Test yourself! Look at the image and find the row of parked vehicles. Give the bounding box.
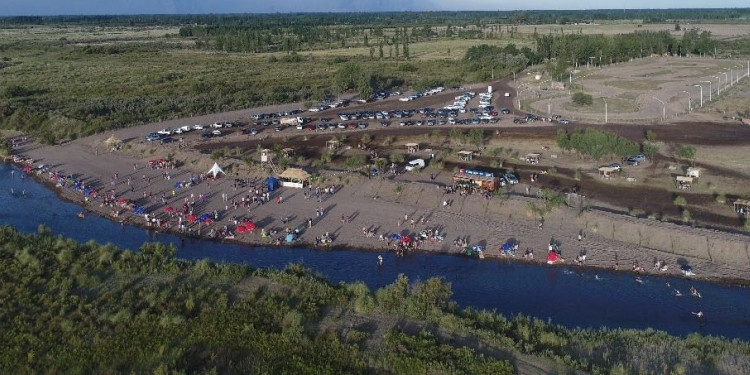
[146,121,236,142]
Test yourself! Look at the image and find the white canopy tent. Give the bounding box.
[207,163,225,178]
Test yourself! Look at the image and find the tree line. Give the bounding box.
[3,9,750,28]
[537,29,717,76]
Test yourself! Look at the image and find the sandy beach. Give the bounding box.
[11,121,750,287]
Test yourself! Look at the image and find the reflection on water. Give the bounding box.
[2,164,749,340]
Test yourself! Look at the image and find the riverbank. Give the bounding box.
[9,134,750,287]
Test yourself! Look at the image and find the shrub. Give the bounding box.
[673,196,687,207]
[572,92,593,106]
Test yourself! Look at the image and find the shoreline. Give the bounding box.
[12,159,750,288]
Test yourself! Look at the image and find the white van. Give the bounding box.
[405,159,426,171]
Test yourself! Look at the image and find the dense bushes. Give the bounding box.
[557,128,639,160]
[0,226,748,374]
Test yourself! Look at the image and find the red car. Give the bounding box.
[305,124,316,131]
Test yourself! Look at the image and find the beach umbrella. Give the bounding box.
[117,199,128,205]
[164,206,174,213]
[285,233,295,243]
[187,215,198,223]
[546,251,560,264]
[401,236,413,244]
[391,233,401,240]
[236,225,246,233]
[174,182,182,189]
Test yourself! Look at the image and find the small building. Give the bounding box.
[675,175,693,190]
[457,150,474,161]
[260,148,273,163]
[282,148,295,158]
[734,199,750,215]
[405,143,420,153]
[686,167,702,179]
[452,168,500,191]
[598,166,618,179]
[525,153,541,164]
[279,168,311,188]
[327,139,340,150]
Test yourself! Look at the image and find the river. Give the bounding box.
[2,163,749,340]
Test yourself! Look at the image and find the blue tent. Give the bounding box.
[133,206,146,215]
[266,177,279,192]
[285,233,295,243]
[501,242,514,251]
[391,233,401,240]
[174,182,182,189]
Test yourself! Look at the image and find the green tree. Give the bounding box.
[572,92,593,106]
[468,128,484,149]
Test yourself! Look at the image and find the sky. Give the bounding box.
[0,0,748,16]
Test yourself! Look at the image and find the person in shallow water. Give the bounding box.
[377,255,383,267]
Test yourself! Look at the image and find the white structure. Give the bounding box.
[207,163,225,178]
[487,85,492,94]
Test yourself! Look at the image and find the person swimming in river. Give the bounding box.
[77,211,85,219]
[674,289,683,297]
[377,255,383,267]
[692,311,704,319]
[690,286,702,298]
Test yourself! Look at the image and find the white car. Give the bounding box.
[172,128,183,134]
[211,129,222,136]
[405,159,426,171]
[180,125,192,132]
[157,128,172,136]
[211,122,223,129]
[192,124,204,130]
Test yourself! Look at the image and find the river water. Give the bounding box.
[2,164,749,340]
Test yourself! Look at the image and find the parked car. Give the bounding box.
[211,129,222,136]
[157,128,172,136]
[146,133,162,142]
[558,119,570,125]
[357,122,368,129]
[160,137,174,144]
[274,125,283,132]
[625,157,639,166]
[504,172,519,184]
[609,163,623,172]
[201,131,212,139]
[500,108,510,114]
[405,159,426,171]
[192,124,204,130]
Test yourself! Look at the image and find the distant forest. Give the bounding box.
[1,8,750,28]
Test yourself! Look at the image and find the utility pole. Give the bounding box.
[694,84,703,107]
[682,90,692,112]
[701,80,712,101]
[653,96,666,121]
[603,98,608,124]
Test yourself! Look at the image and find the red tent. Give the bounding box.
[546,251,560,264]
[117,199,128,205]
[164,206,174,213]
[243,221,256,231]
[401,236,413,244]
[236,225,247,233]
[187,215,198,223]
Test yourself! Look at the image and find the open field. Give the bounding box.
[521,56,750,123]
[515,23,750,39]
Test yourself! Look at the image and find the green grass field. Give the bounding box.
[0,26,508,140]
